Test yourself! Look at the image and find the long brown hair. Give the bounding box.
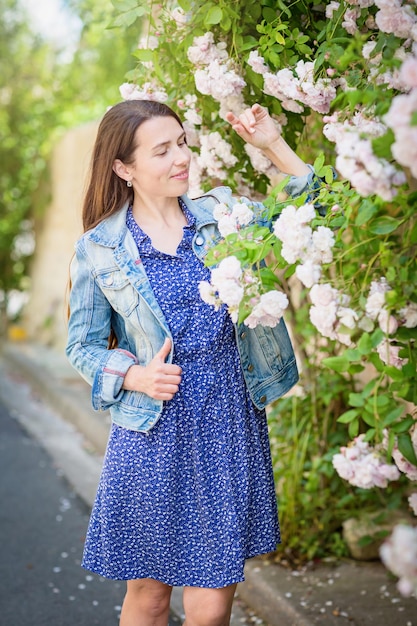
[82,99,184,233]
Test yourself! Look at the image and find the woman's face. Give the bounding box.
[126,115,191,200]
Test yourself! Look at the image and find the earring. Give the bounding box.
[126,180,133,187]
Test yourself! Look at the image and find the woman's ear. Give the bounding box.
[113,159,130,182]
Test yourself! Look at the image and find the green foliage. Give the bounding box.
[0,0,59,325]
[0,0,139,329]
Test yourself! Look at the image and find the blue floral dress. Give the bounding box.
[81,200,280,588]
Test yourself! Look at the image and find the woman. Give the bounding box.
[66,100,314,626]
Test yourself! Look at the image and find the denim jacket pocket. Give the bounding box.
[95,267,139,317]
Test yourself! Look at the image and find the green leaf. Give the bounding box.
[348,418,359,438]
[322,355,350,372]
[382,406,405,427]
[372,129,394,160]
[392,416,416,433]
[313,152,325,175]
[349,392,365,407]
[362,413,376,427]
[344,348,361,361]
[397,432,417,466]
[355,201,378,226]
[369,216,400,235]
[337,409,359,424]
[357,333,372,355]
[132,49,154,62]
[205,5,223,25]
[363,428,376,442]
[371,328,385,348]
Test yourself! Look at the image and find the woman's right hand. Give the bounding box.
[122,338,182,400]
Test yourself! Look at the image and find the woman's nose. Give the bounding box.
[174,145,190,164]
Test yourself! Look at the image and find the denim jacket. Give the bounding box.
[66,168,317,432]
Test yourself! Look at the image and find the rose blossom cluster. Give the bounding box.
[364,278,396,332]
[391,426,417,481]
[198,256,244,322]
[198,202,290,327]
[380,524,417,597]
[170,6,188,28]
[328,0,417,40]
[187,32,246,117]
[410,493,417,516]
[197,132,238,181]
[363,278,411,368]
[248,52,338,114]
[199,255,289,328]
[374,0,417,41]
[362,41,414,92]
[244,290,289,329]
[273,203,335,288]
[384,57,417,178]
[212,200,254,237]
[323,111,406,200]
[119,82,168,102]
[309,283,358,345]
[332,434,400,489]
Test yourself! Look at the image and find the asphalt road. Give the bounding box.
[0,400,182,626]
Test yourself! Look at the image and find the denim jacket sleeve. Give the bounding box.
[66,242,139,411]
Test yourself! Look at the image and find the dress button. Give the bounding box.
[247,364,254,372]
[195,235,204,245]
[240,331,247,339]
[260,395,267,404]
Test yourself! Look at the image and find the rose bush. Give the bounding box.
[111,0,417,586]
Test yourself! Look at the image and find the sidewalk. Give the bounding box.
[2,340,417,626]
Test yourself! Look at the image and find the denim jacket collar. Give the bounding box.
[85,194,218,249]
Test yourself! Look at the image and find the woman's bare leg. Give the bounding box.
[182,583,237,626]
[119,578,172,626]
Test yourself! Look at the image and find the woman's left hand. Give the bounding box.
[225,103,281,150]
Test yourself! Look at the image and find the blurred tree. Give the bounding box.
[0,0,140,333]
[0,0,60,332]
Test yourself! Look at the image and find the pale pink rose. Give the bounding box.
[409,493,417,516]
[310,283,338,307]
[217,214,238,237]
[296,203,316,224]
[342,8,360,35]
[378,309,399,334]
[211,255,242,282]
[362,41,378,60]
[375,4,416,39]
[311,226,335,263]
[171,7,188,26]
[295,261,322,288]
[244,290,289,329]
[231,202,254,226]
[213,203,229,221]
[380,524,417,597]
[217,280,244,308]
[309,302,338,339]
[377,338,407,369]
[399,302,417,328]
[337,307,358,330]
[247,50,269,75]
[198,281,217,306]
[326,1,340,19]
[245,144,274,174]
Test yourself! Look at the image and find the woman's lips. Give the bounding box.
[172,170,189,180]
